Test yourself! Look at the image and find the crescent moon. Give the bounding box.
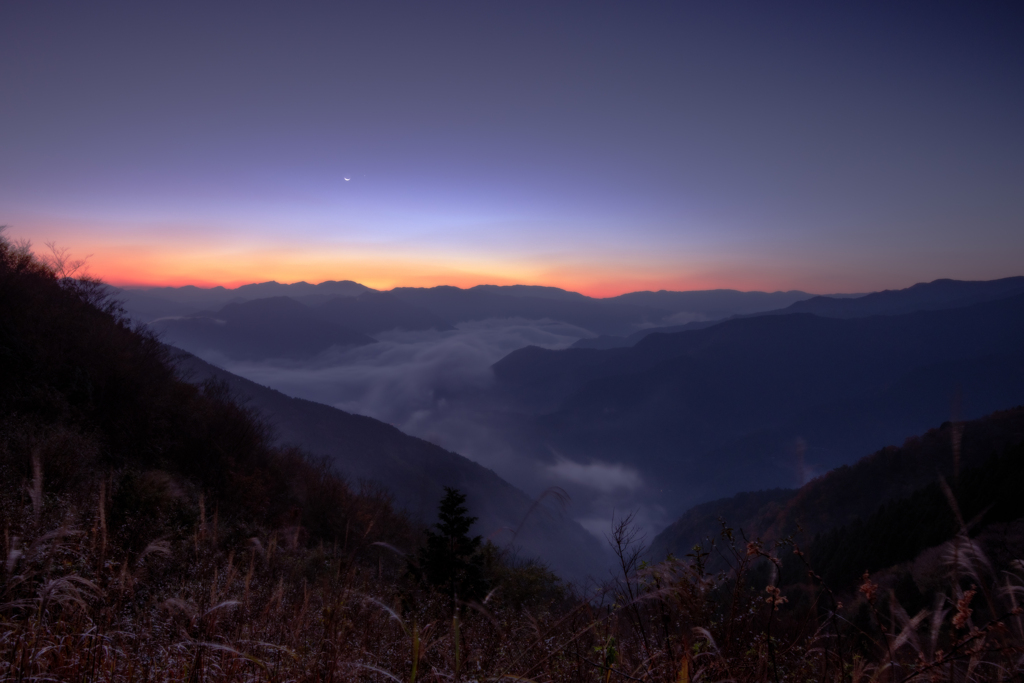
[344,177,351,181]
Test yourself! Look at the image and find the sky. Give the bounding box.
[2,2,1023,297]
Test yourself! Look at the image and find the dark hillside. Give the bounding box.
[649,406,1024,565]
[494,295,1024,517]
[0,235,413,558]
[794,440,1024,590]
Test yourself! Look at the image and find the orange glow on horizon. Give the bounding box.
[11,225,883,297]
[94,260,815,298]
[37,234,756,298]
[87,252,766,298]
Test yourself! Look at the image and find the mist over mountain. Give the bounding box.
[151,296,375,360]
[119,281,815,335]
[182,319,594,482]
[171,348,609,581]
[489,288,1024,532]
[133,275,1024,545]
[367,286,667,337]
[131,282,823,364]
[315,290,454,333]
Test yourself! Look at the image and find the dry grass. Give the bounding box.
[3,476,1024,683]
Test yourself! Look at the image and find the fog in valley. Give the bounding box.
[136,276,1024,554]
[189,318,658,541]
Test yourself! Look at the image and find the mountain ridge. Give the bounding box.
[490,291,1024,524]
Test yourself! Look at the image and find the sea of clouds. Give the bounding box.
[190,318,661,539]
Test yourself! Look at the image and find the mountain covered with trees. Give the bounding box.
[491,289,1024,520]
[649,406,1024,576]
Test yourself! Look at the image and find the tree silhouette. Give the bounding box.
[417,487,487,610]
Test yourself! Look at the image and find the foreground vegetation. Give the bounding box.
[3,231,1024,681]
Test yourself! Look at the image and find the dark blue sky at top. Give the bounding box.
[1,2,1022,293]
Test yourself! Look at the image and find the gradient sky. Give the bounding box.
[2,2,1022,296]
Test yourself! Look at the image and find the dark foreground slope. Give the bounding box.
[494,293,1024,518]
[649,406,1024,577]
[172,350,609,580]
[0,238,415,559]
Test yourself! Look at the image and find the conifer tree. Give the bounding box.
[417,487,487,610]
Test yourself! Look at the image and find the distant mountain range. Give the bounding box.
[118,282,820,361]
[148,291,460,361]
[573,276,1024,349]
[154,297,376,360]
[132,275,1024,550]
[780,276,1024,318]
[170,348,609,580]
[490,280,1024,522]
[117,280,374,322]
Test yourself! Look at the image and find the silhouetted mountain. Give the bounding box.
[573,278,1024,350]
[778,276,1024,318]
[470,284,591,301]
[492,294,1024,520]
[609,289,813,316]
[648,406,1024,586]
[122,281,842,339]
[171,349,609,580]
[389,285,669,336]
[152,296,375,360]
[116,280,374,323]
[233,279,372,300]
[571,319,721,349]
[314,291,454,334]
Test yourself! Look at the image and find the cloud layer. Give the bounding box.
[187,318,669,539]
[546,457,643,493]
[203,319,585,472]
